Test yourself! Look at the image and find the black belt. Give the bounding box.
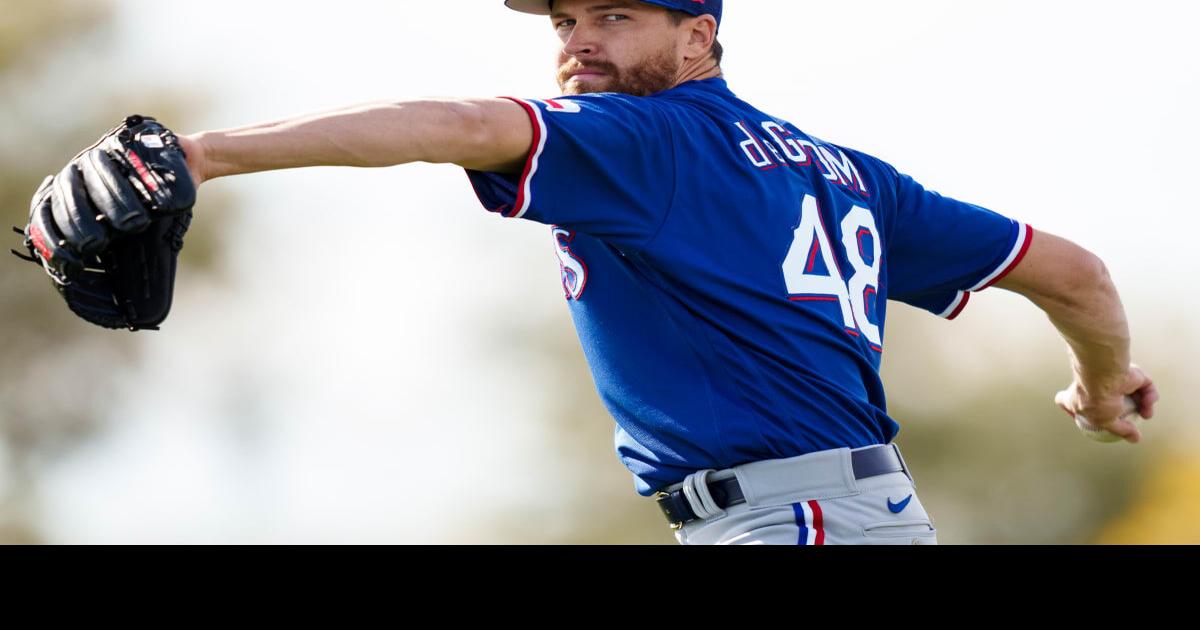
[654,444,909,529]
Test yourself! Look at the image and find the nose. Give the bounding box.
[561,23,598,58]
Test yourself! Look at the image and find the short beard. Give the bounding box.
[556,46,681,97]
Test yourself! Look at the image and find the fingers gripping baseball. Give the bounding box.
[1056,363,1159,444]
[1126,364,1160,419]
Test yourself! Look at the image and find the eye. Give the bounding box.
[604,14,629,22]
[555,18,576,30]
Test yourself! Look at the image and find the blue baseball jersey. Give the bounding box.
[464,77,1033,497]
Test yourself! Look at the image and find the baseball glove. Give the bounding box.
[10,115,196,331]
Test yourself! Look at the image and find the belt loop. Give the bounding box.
[891,443,914,487]
[681,469,726,521]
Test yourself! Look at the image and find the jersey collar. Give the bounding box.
[664,76,731,97]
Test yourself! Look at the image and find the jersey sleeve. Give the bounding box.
[463,94,677,252]
[883,166,1034,320]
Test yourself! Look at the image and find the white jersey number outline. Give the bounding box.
[782,194,882,347]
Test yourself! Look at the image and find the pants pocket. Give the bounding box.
[861,518,937,538]
[856,480,938,543]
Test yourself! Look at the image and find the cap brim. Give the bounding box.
[505,0,552,16]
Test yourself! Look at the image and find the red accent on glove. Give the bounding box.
[124,149,160,192]
[30,224,53,260]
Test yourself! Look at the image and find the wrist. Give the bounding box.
[180,132,212,187]
[1072,358,1130,397]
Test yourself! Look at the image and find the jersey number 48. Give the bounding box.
[782,194,883,350]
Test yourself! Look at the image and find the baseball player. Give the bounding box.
[20,0,1160,543]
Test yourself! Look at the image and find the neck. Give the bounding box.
[673,54,722,88]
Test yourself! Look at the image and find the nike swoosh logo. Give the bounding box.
[888,494,913,513]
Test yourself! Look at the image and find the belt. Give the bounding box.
[654,444,909,529]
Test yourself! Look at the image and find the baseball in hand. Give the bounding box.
[1075,395,1141,443]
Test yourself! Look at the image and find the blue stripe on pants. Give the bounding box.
[792,502,808,545]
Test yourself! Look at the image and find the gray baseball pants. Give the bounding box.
[668,443,939,545]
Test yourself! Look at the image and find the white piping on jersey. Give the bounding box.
[514,99,549,220]
[937,291,968,319]
[967,222,1030,292]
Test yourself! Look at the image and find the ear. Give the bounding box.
[681,15,717,61]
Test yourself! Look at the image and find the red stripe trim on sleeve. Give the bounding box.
[945,291,971,320]
[967,222,1033,292]
[977,224,1035,291]
[497,97,547,219]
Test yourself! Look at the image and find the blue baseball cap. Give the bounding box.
[505,0,722,30]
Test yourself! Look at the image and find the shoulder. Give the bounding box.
[821,140,899,180]
[795,135,905,205]
[526,91,669,116]
[499,94,678,147]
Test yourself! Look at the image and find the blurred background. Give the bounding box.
[1,0,1196,544]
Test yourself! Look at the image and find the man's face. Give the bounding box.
[550,0,683,97]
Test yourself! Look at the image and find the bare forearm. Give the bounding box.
[1032,258,1131,393]
[188,98,528,183]
[996,231,1132,394]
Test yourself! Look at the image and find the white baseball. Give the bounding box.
[1075,395,1141,443]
